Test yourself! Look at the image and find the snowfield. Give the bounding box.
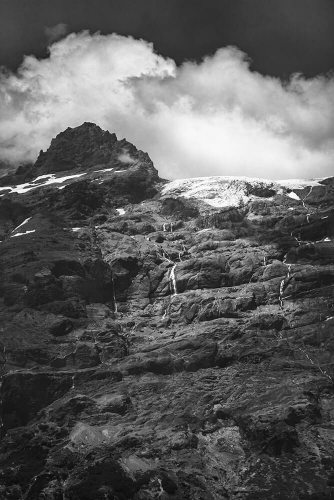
[0,173,86,195]
[161,175,328,208]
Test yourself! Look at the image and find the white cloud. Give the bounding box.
[0,31,333,180]
[118,152,136,163]
[45,23,68,44]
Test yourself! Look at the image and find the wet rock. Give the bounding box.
[39,298,87,318]
[33,267,55,284]
[3,282,27,305]
[262,261,287,280]
[25,280,64,307]
[96,394,131,415]
[74,344,101,368]
[161,197,199,218]
[63,450,137,499]
[49,317,74,336]
[1,371,73,433]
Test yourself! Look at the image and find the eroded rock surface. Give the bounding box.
[0,123,334,499]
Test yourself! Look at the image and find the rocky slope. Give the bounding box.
[0,122,334,500]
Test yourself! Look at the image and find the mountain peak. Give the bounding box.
[59,121,116,140]
[33,122,118,176]
[0,122,160,200]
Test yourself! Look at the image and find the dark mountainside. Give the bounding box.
[0,122,334,500]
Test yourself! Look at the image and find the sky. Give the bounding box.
[0,0,333,180]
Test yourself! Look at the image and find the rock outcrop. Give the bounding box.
[0,123,334,499]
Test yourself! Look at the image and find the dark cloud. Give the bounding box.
[0,0,333,78]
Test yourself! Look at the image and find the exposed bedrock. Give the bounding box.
[0,124,334,499]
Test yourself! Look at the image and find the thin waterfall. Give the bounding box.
[280,254,294,308]
[111,275,118,313]
[302,186,313,226]
[170,264,178,296]
[0,344,7,439]
[279,279,285,308]
[162,222,174,232]
[0,378,3,438]
[302,186,313,210]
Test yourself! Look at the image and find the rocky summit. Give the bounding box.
[0,123,334,500]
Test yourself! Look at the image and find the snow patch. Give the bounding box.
[0,187,14,193]
[33,174,56,182]
[161,175,333,208]
[161,176,280,208]
[116,208,126,215]
[0,173,86,194]
[12,217,32,233]
[278,178,324,189]
[287,192,300,201]
[94,167,114,173]
[71,228,81,232]
[41,173,86,185]
[11,230,36,238]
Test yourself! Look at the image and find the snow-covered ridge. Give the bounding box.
[0,167,126,196]
[0,173,86,195]
[12,217,32,233]
[278,178,325,189]
[11,229,35,238]
[161,175,328,208]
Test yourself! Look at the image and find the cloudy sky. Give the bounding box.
[0,0,333,180]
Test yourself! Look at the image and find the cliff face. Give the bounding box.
[0,123,334,500]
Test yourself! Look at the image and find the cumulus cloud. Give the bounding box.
[0,30,333,180]
[44,23,68,44]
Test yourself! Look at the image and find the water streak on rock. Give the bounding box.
[169,264,178,296]
[112,275,118,313]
